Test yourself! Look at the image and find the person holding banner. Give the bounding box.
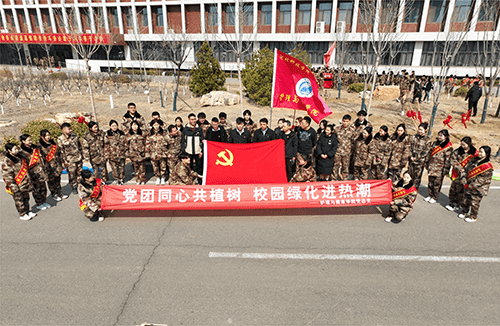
[2,143,36,220]
[386,171,418,223]
[387,124,411,183]
[281,120,298,181]
[446,137,477,212]
[126,121,147,185]
[20,134,51,211]
[459,146,493,223]
[372,126,392,180]
[228,118,252,144]
[253,118,276,143]
[291,153,316,183]
[166,125,183,182]
[297,117,317,161]
[169,152,201,186]
[78,169,103,222]
[105,120,126,185]
[181,113,204,183]
[39,129,67,202]
[424,130,453,204]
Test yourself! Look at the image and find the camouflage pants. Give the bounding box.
[286,158,296,182]
[461,189,483,220]
[333,155,350,181]
[31,177,47,205]
[389,204,412,221]
[408,163,425,189]
[372,164,386,180]
[387,168,403,183]
[67,161,83,188]
[166,157,178,181]
[47,173,63,197]
[353,166,370,180]
[82,199,102,219]
[13,191,30,216]
[109,159,125,181]
[151,159,167,178]
[91,161,108,182]
[427,175,444,200]
[448,179,465,206]
[132,161,146,183]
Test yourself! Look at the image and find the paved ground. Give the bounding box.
[1,178,500,326]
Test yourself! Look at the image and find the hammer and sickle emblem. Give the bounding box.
[216,149,234,166]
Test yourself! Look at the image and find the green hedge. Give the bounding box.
[348,83,371,93]
[454,86,468,97]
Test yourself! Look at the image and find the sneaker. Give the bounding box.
[464,217,477,223]
[458,212,466,219]
[136,181,141,185]
[20,214,32,221]
[53,195,62,202]
[72,187,78,195]
[98,216,104,222]
[424,196,431,202]
[28,211,37,218]
[141,182,145,185]
[445,205,455,211]
[160,178,165,185]
[43,203,52,209]
[385,217,392,223]
[61,194,69,199]
[428,198,436,204]
[155,178,161,185]
[37,204,48,210]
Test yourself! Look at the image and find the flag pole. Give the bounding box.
[270,48,278,128]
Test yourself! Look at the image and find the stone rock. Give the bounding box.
[373,86,400,100]
[200,91,240,107]
[55,113,77,125]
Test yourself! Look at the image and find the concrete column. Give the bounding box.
[331,0,338,32]
[469,0,481,32]
[374,0,382,33]
[0,8,7,31]
[117,1,124,35]
[396,0,406,33]
[163,3,168,33]
[48,0,57,33]
[11,8,21,33]
[352,0,360,33]
[23,8,33,33]
[181,3,186,34]
[200,3,206,35]
[101,0,110,34]
[218,2,222,34]
[412,41,423,66]
[131,1,138,33]
[35,2,44,33]
[444,0,456,34]
[419,0,430,33]
[272,0,277,34]
[310,0,317,34]
[74,0,82,33]
[147,3,153,34]
[290,0,296,34]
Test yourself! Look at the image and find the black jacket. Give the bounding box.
[281,131,298,159]
[181,125,204,155]
[205,126,228,143]
[315,133,338,174]
[296,127,317,156]
[424,81,434,91]
[228,128,252,143]
[253,128,276,143]
[465,85,482,102]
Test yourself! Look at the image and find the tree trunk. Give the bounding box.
[480,96,489,124]
[107,53,111,77]
[337,74,342,99]
[173,65,181,112]
[237,56,244,116]
[85,59,98,122]
[428,80,444,134]
[367,57,380,115]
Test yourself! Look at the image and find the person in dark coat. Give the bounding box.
[281,120,298,181]
[253,118,276,142]
[228,117,252,143]
[465,81,482,116]
[296,116,317,160]
[205,117,228,142]
[315,124,338,180]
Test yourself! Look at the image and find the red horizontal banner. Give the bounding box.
[0,33,111,44]
[101,180,392,211]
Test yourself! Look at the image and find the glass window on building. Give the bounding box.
[109,8,118,27]
[225,4,235,26]
[279,4,291,25]
[427,0,447,23]
[478,0,499,22]
[81,8,91,28]
[317,3,332,24]
[243,4,254,26]
[338,1,353,25]
[404,0,423,23]
[260,4,272,25]
[29,9,39,27]
[138,8,148,27]
[19,11,27,25]
[298,3,311,25]
[451,0,472,22]
[358,1,375,25]
[208,5,218,27]
[154,7,163,27]
[123,7,133,27]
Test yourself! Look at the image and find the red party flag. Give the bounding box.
[203,140,287,185]
[324,42,336,68]
[271,49,332,124]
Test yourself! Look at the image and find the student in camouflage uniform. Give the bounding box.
[333,114,355,181]
[126,120,147,184]
[82,121,108,183]
[196,112,211,138]
[243,109,257,141]
[78,169,104,222]
[174,117,184,134]
[291,153,316,182]
[408,122,432,189]
[219,112,232,139]
[39,129,67,201]
[447,137,477,211]
[166,124,182,182]
[387,124,411,183]
[371,126,392,180]
[57,122,83,194]
[424,130,453,204]
[146,119,168,185]
[380,71,388,85]
[459,146,493,223]
[104,120,126,185]
[2,143,36,220]
[386,171,418,223]
[352,126,375,180]
[169,152,201,185]
[121,102,146,132]
[353,110,372,134]
[20,134,51,211]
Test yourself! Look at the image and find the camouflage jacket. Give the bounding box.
[450,147,477,179]
[169,161,199,185]
[392,184,418,212]
[388,135,411,169]
[372,135,392,166]
[126,133,146,162]
[353,138,376,167]
[353,120,373,135]
[57,133,82,164]
[220,122,233,138]
[121,112,147,133]
[39,139,64,176]
[146,130,168,161]
[78,180,102,212]
[82,130,106,164]
[197,121,211,138]
[465,158,493,196]
[334,124,356,156]
[427,141,453,177]
[2,152,33,193]
[21,144,48,182]
[244,121,257,139]
[104,130,127,161]
[409,134,432,166]
[166,131,182,159]
[291,162,316,182]
[380,74,388,85]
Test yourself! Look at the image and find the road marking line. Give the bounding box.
[209,252,500,263]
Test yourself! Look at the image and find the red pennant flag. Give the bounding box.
[203,140,287,185]
[324,42,336,68]
[271,49,332,124]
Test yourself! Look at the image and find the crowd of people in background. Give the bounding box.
[2,101,493,224]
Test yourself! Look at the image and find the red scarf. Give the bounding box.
[79,179,102,210]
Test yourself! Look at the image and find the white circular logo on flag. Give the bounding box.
[295,78,313,98]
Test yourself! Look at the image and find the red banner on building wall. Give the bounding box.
[101,180,392,211]
[0,33,118,44]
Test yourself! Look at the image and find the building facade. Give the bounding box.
[1,0,499,76]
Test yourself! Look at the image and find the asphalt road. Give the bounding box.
[1,181,499,326]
